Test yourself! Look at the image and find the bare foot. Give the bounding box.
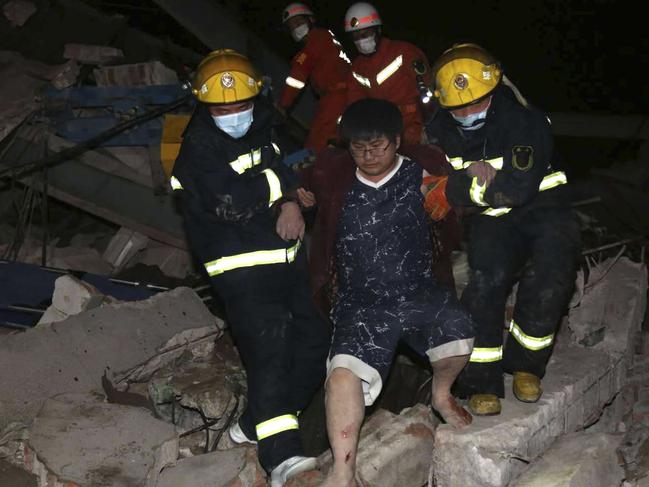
[432,394,473,428]
[320,473,357,487]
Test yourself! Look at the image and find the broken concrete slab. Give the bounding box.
[291,404,438,487]
[2,1,36,27]
[157,446,266,487]
[63,43,123,65]
[619,424,649,481]
[24,393,177,487]
[433,258,647,487]
[102,227,149,270]
[568,257,648,355]
[93,61,178,87]
[433,345,625,487]
[512,432,625,487]
[37,274,113,326]
[0,287,221,430]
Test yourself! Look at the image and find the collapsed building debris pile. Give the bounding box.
[0,0,648,486]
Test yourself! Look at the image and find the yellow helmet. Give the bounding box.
[192,49,263,104]
[432,43,502,109]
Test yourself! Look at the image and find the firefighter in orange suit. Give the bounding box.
[343,2,433,145]
[279,2,351,151]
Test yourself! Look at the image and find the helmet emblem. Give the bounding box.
[350,17,359,27]
[482,70,492,80]
[247,77,255,87]
[453,74,468,90]
[221,72,235,88]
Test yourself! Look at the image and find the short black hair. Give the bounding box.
[339,98,403,144]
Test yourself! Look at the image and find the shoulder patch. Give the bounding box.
[511,145,534,171]
[295,53,307,65]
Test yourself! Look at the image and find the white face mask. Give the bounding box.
[451,107,489,131]
[212,106,254,138]
[291,24,309,42]
[354,35,377,54]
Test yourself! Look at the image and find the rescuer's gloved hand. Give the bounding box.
[422,175,451,221]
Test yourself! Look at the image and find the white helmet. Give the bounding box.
[282,2,314,23]
[344,2,382,32]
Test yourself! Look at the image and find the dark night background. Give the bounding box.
[98,0,645,115]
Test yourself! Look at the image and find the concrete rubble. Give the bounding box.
[157,447,266,487]
[36,274,114,326]
[433,256,648,487]
[0,286,221,430]
[25,393,178,487]
[288,404,438,487]
[511,432,625,487]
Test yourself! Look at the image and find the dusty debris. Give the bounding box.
[63,43,124,65]
[94,60,179,87]
[2,0,36,27]
[36,274,114,326]
[157,446,266,487]
[0,287,220,430]
[102,227,149,270]
[25,393,178,487]
[512,432,625,487]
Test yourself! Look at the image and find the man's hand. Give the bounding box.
[421,174,451,221]
[466,161,497,187]
[276,201,305,241]
[297,187,317,208]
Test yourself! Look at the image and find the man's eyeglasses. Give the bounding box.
[349,141,392,158]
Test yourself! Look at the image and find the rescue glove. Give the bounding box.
[422,175,451,221]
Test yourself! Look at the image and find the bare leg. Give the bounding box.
[321,367,365,487]
[430,354,473,428]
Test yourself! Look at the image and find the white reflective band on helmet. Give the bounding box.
[204,240,301,277]
[255,414,299,441]
[469,177,488,206]
[509,320,554,351]
[469,347,503,363]
[376,55,403,85]
[480,171,568,217]
[262,168,283,206]
[170,176,183,191]
[285,76,306,90]
[352,71,371,88]
[229,149,262,174]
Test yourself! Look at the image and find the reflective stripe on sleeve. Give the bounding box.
[170,176,183,191]
[446,155,503,171]
[469,347,503,363]
[480,171,568,217]
[256,414,299,441]
[352,72,371,88]
[204,240,301,277]
[229,149,262,175]
[262,168,282,206]
[469,177,488,206]
[376,55,403,85]
[509,320,554,351]
[285,76,306,90]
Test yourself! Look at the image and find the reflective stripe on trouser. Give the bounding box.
[455,205,579,398]
[469,346,503,363]
[210,251,331,472]
[204,240,301,276]
[256,414,299,440]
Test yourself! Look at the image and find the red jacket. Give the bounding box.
[301,144,460,317]
[279,27,351,108]
[347,37,432,144]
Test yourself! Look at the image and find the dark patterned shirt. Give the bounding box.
[335,156,434,304]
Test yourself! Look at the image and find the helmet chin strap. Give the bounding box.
[502,75,529,108]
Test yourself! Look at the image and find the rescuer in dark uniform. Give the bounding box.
[423,43,581,416]
[171,49,329,486]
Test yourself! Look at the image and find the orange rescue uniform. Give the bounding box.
[347,37,431,145]
[279,27,351,151]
